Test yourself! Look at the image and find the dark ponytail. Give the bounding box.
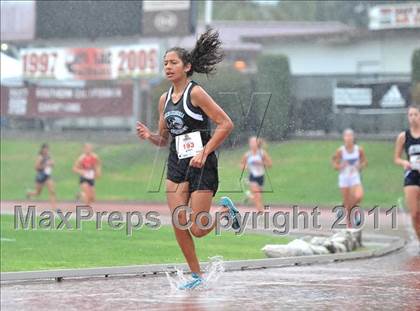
[166,28,224,77]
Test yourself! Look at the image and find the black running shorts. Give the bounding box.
[404,170,420,187]
[249,174,264,187]
[166,151,219,196]
[80,177,95,187]
[35,172,50,184]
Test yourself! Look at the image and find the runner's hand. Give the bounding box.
[402,160,411,171]
[136,121,151,140]
[339,162,348,170]
[189,150,207,168]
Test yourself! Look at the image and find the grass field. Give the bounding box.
[0,214,289,272]
[0,138,403,272]
[1,138,402,207]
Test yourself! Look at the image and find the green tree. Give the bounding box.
[412,49,420,83]
[412,49,420,105]
[194,67,254,146]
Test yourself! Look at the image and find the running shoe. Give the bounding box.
[220,196,240,231]
[178,272,203,290]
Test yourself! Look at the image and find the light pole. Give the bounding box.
[205,0,213,30]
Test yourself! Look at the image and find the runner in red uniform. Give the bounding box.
[73,143,101,205]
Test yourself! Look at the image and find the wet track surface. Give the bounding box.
[1,243,419,311]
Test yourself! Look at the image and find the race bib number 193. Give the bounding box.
[175,131,204,159]
[410,155,420,171]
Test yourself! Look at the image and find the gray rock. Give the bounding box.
[310,236,328,246]
[263,229,363,258]
[262,239,314,257]
[309,244,330,255]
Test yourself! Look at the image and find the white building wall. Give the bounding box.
[379,35,419,74]
[265,33,420,75]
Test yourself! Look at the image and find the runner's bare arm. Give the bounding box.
[263,151,273,168]
[332,149,343,171]
[394,131,411,170]
[95,155,102,178]
[35,156,42,170]
[137,93,169,147]
[72,157,84,175]
[240,153,247,170]
[358,147,368,170]
[189,86,233,168]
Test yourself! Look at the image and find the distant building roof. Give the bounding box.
[171,21,357,51]
[170,20,419,50]
[238,21,358,42]
[216,20,355,39]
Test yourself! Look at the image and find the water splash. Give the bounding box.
[165,256,225,291]
[165,267,187,292]
[203,256,225,286]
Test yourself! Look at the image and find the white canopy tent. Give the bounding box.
[0,52,22,85]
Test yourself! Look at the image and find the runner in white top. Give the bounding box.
[247,149,265,178]
[332,129,367,228]
[241,136,272,212]
[339,144,361,188]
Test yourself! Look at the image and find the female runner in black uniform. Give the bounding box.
[394,105,420,242]
[26,143,56,209]
[137,29,238,289]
